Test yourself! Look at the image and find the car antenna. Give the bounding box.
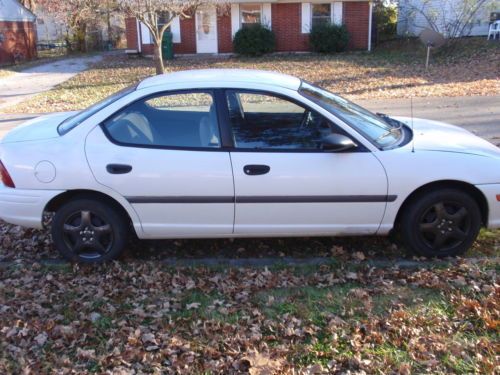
[411,96,415,153]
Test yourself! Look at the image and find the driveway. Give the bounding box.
[0,55,102,111]
[0,95,499,145]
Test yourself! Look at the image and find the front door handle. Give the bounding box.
[106,164,132,174]
[244,164,270,176]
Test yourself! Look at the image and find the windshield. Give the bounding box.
[299,81,402,148]
[58,85,136,135]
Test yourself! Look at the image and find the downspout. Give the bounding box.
[368,1,373,52]
[136,19,142,53]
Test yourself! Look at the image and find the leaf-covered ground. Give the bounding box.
[0,219,499,374]
[4,38,499,114]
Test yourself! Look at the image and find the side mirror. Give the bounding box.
[321,134,357,152]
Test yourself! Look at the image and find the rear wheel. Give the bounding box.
[51,199,128,263]
[400,189,481,257]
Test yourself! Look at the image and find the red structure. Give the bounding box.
[0,0,37,65]
[125,1,372,56]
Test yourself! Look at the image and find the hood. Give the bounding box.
[394,116,500,159]
[1,111,78,144]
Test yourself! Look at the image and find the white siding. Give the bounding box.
[397,0,495,37]
[0,0,36,22]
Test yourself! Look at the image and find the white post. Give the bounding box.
[368,1,373,51]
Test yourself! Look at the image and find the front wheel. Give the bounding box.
[400,189,481,257]
[51,199,128,263]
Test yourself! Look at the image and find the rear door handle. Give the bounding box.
[244,164,270,176]
[106,164,132,174]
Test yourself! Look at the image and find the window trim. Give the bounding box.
[220,88,368,153]
[239,3,263,28]
[311,3,333,28]
[99,89,226,152]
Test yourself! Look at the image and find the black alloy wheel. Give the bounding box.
[401,189,481,257]
[52,198,128,262]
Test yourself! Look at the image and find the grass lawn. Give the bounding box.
[0,256,497,373]
[0,217,498,373]
[3,38,499,114]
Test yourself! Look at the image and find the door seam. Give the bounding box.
[228,152,237,234]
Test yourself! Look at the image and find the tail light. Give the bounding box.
[0,160,15,188]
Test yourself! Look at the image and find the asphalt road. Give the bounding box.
[0,95,499,144]
[359,95,500,145]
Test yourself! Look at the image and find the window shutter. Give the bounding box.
[231,4,240,37]
[333,2,343,25]
[301,3,311,33]
[140,22,152,44]
[263,3,272,29]
[171,16,181,43]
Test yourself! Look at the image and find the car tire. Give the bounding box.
[51,198,128,263]
[400,189,481,257]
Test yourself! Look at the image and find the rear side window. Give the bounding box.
[102,91,221,149]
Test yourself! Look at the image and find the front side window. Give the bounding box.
[103,92,220,149]
[312,4,332,27]
[240,4,262,28]
[299,82,402,149]
[226,91,335,150]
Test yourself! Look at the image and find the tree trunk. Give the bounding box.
[154,40,165,75]
[74,21,87,53]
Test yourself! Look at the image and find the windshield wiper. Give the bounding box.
[375,116,403,142]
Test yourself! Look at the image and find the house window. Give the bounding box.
[157,11,171,32]
[240,4,262,28]
[312,3,332,27]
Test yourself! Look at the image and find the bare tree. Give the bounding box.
[118,0,225,74]
[38,0,105,52]
[399,0,496,39]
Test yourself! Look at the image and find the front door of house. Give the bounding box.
[196,7,218,53]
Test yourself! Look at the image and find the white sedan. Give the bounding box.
[1,70,499,262]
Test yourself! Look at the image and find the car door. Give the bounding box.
[225,90,389,236]
[85,90,235,238]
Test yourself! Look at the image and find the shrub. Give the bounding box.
[375,3,397,41]
[309,23,349,53]
[233,24,276,56]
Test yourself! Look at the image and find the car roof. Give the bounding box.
[136,69,302,91]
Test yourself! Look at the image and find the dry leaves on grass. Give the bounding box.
[0,253,498,373]
[4,38,499,114]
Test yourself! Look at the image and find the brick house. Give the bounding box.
[125,1,373,56]
[0,0,37,65]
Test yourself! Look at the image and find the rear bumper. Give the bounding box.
[0,185,64,229]
[476,183,500,229]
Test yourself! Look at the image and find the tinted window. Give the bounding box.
[103,92,220,148]
[226,91,334,150]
